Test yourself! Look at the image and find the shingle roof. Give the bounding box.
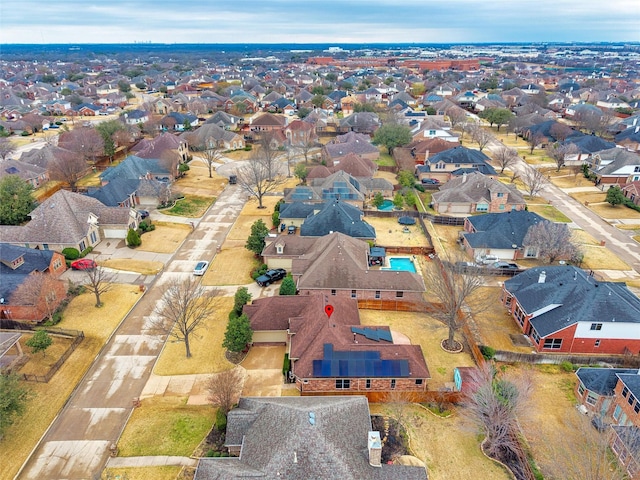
[617,373,640,398]
[427,146,495,174]
[299,200,375,239]
[433,172,525,206]
[576,367,637,396]
[99,155,171,183]
[464,210,545,249]
[195,396,427,480]
[0,244,57,301]
[505,266,640,337]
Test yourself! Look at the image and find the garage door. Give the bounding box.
[102,228,126,239]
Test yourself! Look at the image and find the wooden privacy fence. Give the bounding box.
[300,389,463,404]
[358,299,426,312]
[493,350,640,368]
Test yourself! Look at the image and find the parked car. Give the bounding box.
[421,178,440,185]
[71,259,97,270]
[138,209,150,220]
[490,261,520,270]
[287,225,297,235]
[256,268,287,287]
[476,254,499,265]
[193,261,209,276]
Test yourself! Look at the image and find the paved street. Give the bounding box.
[17,185,246,480]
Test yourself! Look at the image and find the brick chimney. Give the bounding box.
[368,431,382,467]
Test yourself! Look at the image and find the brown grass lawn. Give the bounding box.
[138,221,191,253]
[471,287,532,352]
[99,258,164,275]
[581,245,631,270]
[0,285,140,480]
[223,148,254,161]
[429,224,464,256]
[33,180,64,202]
[241,195,282,216]
[101,466,182,480]
[154,297,234,375]
[358,310,476,390]
[116,396,215,457]
[227,215,273,242]
[571,192,640,220]
[203,247,256,286]
[374,170,398,184]
[365,217,431,247]
[17,334,74,376]
[572,229,601,246]
[548,171,595,189]
[176,161,227,198]
[370,403,511,480]
[75,170,102,188]
[527,204,572,222]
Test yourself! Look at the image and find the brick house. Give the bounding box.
[574,367,637,417]
[262,232,425,306]
[416,146,496,184]
[432,171,526,215]
[0,244,67,323]
[502,266,640,354]
[243,294,430,395]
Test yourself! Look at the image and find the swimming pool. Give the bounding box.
[377,199,394,211]
[382,256,417,273]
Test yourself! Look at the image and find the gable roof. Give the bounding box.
[299,200,375,239]
[505,266,640,337]
[427,146,496,174]
[99,155,171,183]
[195,396,427,480]
[131,132,185,159]
[433,172,525,206]
[0,243,57,302]
[576,367,637,396]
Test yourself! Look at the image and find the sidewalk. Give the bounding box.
[106,456,198,468]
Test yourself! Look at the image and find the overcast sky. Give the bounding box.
[1,0,638,44]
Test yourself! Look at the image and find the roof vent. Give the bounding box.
[538,271,546,284]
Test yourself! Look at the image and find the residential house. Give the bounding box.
[0,244,67,323]
[263,231,425,305]
[244,295,430,395]
[562,135,617,164]
[393,138,458,170]
[296,200,375,240]
[462,210,546,261]
[204,111,241,130]
[590,148,640,185]
[283,119,317,147]
[87,178,169,208]
[411,118,459,143]
[181,123,245,151]
[0,189,138,251]
[431,172,526,214]
[248,112,287,132]
[194,396,428,479]
[416,146,496,183]
[339,112,380,134]
[622,182,640,206]
[162,112,198,131]
[322,131,380,165]
[501,266,640,354]
[73,103,102,116]
[0,160,49,188]
[123,110,149,125]
[617,126,640,153]
[132,132,190,162]
[100,154,176,184]
[574,367,637,417]
[610,426,640,479]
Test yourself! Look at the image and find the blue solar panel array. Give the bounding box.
[351,327,393,342]
[312,343,410,378]
[320,181,360,201]
[290,187,314,201]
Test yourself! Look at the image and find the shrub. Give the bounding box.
[244,145,252,151]
[205,449,215,457]
[62,248,80,260]
[480,345,496,360]
[215,408,227,431]
[279,275,296,295]
[560,361,574,372]
[80,246,93,257]
[178,163,190,173]
[251,264,268,280]
[271,210,280,228]
[139,219,155,233]
[283,354,291,377]
[414,184,425,192]
[212,451,221,457]
[126,228,141,248]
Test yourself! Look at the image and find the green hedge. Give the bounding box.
[283,353,290,376]
[62,248,80,260]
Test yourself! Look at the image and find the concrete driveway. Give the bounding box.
[240,346,286,397]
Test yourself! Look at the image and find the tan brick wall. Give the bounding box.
[297,377,427,394]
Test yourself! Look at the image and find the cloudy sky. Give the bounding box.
[1,0,638,44]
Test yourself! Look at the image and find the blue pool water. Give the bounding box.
[383,257,417,273]
[377,199,394,211]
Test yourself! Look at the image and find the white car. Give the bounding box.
[193,261,209,276]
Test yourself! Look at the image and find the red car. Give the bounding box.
[71,259,97,270]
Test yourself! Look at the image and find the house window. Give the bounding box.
[79,241,86,251]
[365,379,371,389]
[429,130,436,136]
[396,291,403,298]
[543,338,562,349]
[335,379,350,389]
[531,329,541,344]
[614,405,622,420]
[590,323,603,331]
[43,244,49,250]
[497,192,504,198]
[415,379,423,385]
[586,392,598,406]
[635,166,640,173]
[525,247,538,258]
[375,290,381,299]
[90,231,97,244]
[622,386,629,398]
[351,290,357,299]
[578,384,585,396]
[331,289,336,296]
[635,402,640,414]
[476,203,488,212]
[514,306,526,327]
[595,339,601,347]
[629,394,636,406]
[504,295,512,308]
[53,258,62,269]
[499,204,505,210]
[391,379,396,389]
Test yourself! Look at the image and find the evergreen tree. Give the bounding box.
[279,275,296,295]
[25,330,53,357]
[127,228,141,247]
[0,175,36,225]
[233,287,252,316]
[223,314,253,353]
[606,186,625,206]
[245,219,269,256]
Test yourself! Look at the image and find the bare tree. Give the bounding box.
[549,122,573,142]
[10,272,64,322]
[256,131,280,181]
[83,263,115,307]
[447,107,467,131]
[236,151,286,209]
[463,363,532,471]
[22,113,46,134]
[41,130,58,147]
[48,149,88,192]
[470,123,494,152]
[422,254,485,351]
[197,137,224,178]
[295,129,317,164]
[284,145,296,178]
[492,146,518,174]
[521,167,548,198]
[113,129,133,155]
[548,142,580,171]
[382,390,420,434]
[59,127,104,164]
[153,277,220,358]
[540,413,626,480]
[207,368,244,416]
[527,131,546,154]
[0,137,16,160]
[523,220,581,263]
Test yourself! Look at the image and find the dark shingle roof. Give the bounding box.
[617,373,640,398]
[464,210,545,249]
[0,244,56,301]
[576,367,637,396]
[299,200,375,239]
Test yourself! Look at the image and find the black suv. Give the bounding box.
[256,268,287,287]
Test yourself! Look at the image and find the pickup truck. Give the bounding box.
[256,268,287,287]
